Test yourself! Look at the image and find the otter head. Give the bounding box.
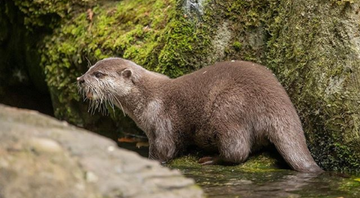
[77,57,142,113]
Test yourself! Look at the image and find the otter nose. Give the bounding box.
[77,77,85,85]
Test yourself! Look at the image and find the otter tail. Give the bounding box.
[271,123,323,173]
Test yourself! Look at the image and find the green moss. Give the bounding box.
[169,155,202,168]
[235,153,286,172]
[338,177,360,192]
[232,41,242,51]
[157,15,212,77]
[39,0,175,122]
[168,151,287,173]
[12,0,98,31]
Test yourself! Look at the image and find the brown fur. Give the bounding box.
[77,57,323,172]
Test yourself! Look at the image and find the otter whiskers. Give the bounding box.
[78,80,125,116]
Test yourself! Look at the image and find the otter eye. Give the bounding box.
[93,71,104,78]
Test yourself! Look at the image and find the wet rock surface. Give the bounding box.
[0,104,203,198]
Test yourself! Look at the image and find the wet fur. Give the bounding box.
[78,58,322,172]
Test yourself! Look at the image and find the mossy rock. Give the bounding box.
[169,151,288,173]
[265,0,360,172]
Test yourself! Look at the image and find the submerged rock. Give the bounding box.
[0,104,203,198]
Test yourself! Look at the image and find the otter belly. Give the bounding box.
[192,127,218,152]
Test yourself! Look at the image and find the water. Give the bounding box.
[173,164,360,198]
[120,144,360,198]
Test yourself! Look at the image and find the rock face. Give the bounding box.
[265,1,360,172]
[0,104,203,198]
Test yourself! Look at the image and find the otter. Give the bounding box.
[77,57,322,172]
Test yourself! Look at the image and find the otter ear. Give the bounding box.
[119,69,132,78]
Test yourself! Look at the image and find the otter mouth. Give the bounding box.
[79,84,125,116]
[86,91,93,99]
[85,91,100,100]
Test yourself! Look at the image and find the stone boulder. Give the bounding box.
[0,104,203,198]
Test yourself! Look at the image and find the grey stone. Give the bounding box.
[0,104,203,198]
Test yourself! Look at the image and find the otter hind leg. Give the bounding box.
[216,125,252,164]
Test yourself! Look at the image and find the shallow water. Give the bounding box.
[176,165,360,198]
[119,143,360,198]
